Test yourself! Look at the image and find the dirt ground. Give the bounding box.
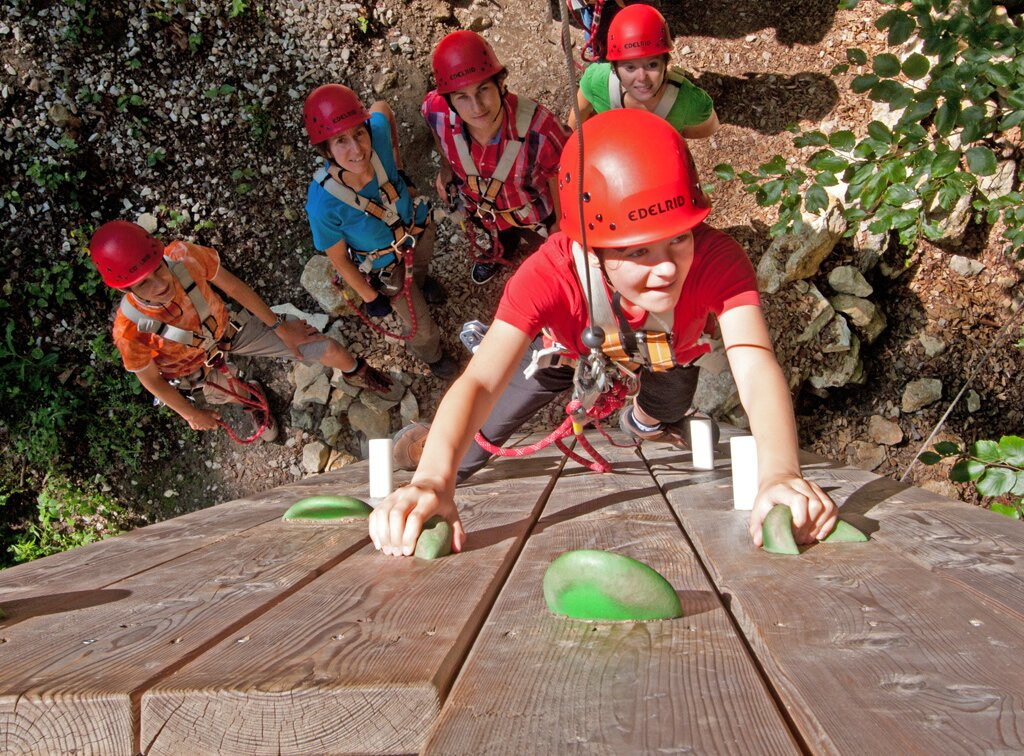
[3,0,1022,523]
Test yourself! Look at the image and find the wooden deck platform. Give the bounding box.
[3,428,1024,754]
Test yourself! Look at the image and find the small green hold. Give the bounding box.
[762,505,800,555]
[414,516,453,560]
[282,495,372,522]
[822,518,868,542]
[543,550,683,621]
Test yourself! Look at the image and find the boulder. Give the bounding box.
[828,265,873,297]
[902,378,943,413]
[919,334,946,358]
[756,205,846,294]
[978,158,1016,199]
[359,382,405,414]
[320,415,343,447]
[693,365,740,418]
[920,478,960,500]
[400,391,419,425]
[328,387,354,417]
[829,294,876,328]
[793,281,835,343]
[348,402,391,440]
[848,441,886,471]
[819,314,852,354]
[302,441,330,474]
[136,212,159,233]
[949,255,985,277]
[292,362,327,392]
[325,450,358,472]
[331,368,363,396]
[293,373,331,408]
[857,307,888,345]
[868,415,903,446]
[852,227,888,274]
[270,303,329,333]
[290,407,315,432]
[966,389,981,413]
[301,255,350,316]
[809,334,862,389]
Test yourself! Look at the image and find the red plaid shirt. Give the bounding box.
[421,90,570,230]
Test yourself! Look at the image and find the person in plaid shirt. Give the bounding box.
[421,30,571,285]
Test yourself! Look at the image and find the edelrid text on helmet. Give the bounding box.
[89,220,166,289]
[558,109,710,249]
[303,84,369,145]
[432,30,505,94]
[606,3,672,62]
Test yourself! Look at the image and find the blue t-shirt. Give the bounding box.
[305,111,428,269]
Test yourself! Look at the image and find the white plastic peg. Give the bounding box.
[369,438,393,500]
[730,436,758,511]
[689,417,716,470]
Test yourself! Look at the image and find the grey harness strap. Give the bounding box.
[118,259,220,350]
[607,69,680,120]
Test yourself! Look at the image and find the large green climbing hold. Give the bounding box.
[762,505,800,555]
[822,518,868,542]
[543,550,683,621]
[414,516,453,560]
[281,495,372,522]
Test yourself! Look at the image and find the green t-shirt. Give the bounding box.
[579,62,714,131]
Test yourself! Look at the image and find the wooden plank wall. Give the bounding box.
[426,441,800,754]
[641,433,1024,755]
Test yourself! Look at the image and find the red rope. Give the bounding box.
[580,0,606,63]
[333,247,419,342]
[203,360,271,445]
[463,219,511,266]
[473,380,629,473]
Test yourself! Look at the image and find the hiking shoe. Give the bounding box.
[427,352,458,379]
[471,261,502,285]
[342,357,393,395]
[393,422,430,470]
[257,414,279,443]
[421,275,448,305]
[618,406,689,448]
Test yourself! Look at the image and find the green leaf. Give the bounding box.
[847,47,868,66]
[969,0,993,17]
[867,120,893,143]
[931,150,961,177]
[1012,471,1024,496]
[884,183,917,206]
[757,179,785,206]
[902,53,930,79]
[1007,88,1024,110]
[950,458,986,482]
[876,9,916,45]
[714,163,735,181]
[829,130,857,151]
[977,467,1016,497]
[793,131,829,148]
[839,0,860,9]
[965,146,997,176]
[998,110,1024,131]
[817,171,839,187]
[870,80,913,107]
[934,441,961,455]
[990,503,1021,519]
[999,435,1024,464]
[851,74,879,93]
[831,64,851,76]
[972,439,1002,463]
[860,173,891,209]
[918,451,943,465]
[985,62,1013,88]
[959,105,986,124]
[805,185,829,213]
[808,150,849,172]
[934,99,961,136]
[760,155,788,175]
[900,97,937,125]
[873,53,901,77]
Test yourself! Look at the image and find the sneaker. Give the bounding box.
[427,352,458,379]
[257,414,279,443]
[471,261,502,285]
[421,275,448,305]
[342,357,393,395]
[393,422,430,470]
[618,407,720,448]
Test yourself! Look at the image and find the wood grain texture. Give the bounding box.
[0,506,371,755]
[643,438,1024,755]
[141,446,565,755]
[426,439,799,755]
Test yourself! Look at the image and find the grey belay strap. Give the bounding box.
[118,259,221,351]
[607,68,680,119]
[450,96,538,225]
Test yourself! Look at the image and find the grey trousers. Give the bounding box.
[377,224,441,365]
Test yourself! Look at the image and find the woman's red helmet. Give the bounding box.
[89,221,165,289]
[303,84,369,145]
[558,109,710,249]
[606,4,673,61]
[431,30,505,94]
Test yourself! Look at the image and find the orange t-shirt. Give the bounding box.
[112,241,230,379]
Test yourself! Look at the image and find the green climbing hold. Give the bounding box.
[762,505,800,555]
[822,518,868,542]
[281,495,372,522]
[543,550,683,621]
[414,516,453,560]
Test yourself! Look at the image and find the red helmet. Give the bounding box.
[303,84,369,145]
[558,109,709,248]
[606,4,672,61]
[432,30,505,94]
[89,220,165,288]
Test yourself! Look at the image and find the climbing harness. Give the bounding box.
[118,259,271,444]
[565,0,608,64]
[331,246,419,342]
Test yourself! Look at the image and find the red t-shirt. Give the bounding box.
[113,241,229,378]
[494,224,760,365]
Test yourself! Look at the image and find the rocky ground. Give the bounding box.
[1,0,1022,528]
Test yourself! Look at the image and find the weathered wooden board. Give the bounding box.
[141,446,566,755]
[426,439,799,755]
[0,501,372,755]
[643,440,1024,754]
[0,464,377,605]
